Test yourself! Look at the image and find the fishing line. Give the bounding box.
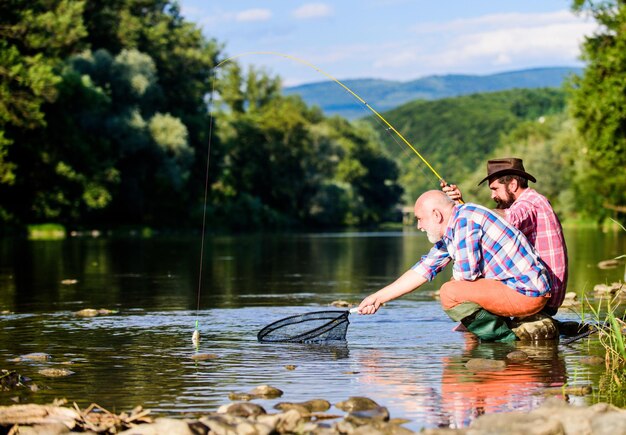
[193,51,459,341]
[361,105,439,188]
[193,70,217,346]
[215,51,450,186]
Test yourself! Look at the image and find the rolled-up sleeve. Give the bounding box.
[412,241,451,281]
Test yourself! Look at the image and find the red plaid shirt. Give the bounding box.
[505,188,568,311]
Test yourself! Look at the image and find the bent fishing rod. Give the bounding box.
[193,51,460,345]
[214,51,456,190]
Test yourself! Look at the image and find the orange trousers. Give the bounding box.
[439,278,547,318]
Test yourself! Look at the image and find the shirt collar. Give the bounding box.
[443,204,461,242]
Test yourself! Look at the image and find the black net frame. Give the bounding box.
[257,310,350,343]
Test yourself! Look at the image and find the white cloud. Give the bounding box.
[236,8,272,22]
[435,21,595,68]
[292,3,333,19]
[372,10,596,74]
[412,10,584,34]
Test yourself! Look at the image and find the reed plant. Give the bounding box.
[585,295,626,368]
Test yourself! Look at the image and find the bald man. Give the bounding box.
[358,190,551,342]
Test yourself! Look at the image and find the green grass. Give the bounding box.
[27,223,66,240]
[585,295,626,368]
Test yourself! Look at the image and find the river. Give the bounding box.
[0,227,624,430]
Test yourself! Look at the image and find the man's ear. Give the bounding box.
[508,178,519,193]
[433,209,443,224]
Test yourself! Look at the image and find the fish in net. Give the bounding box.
[257,310,353,343]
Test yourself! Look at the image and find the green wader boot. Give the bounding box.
[445,302,518,343]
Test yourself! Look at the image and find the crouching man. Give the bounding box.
[357,190,552,342]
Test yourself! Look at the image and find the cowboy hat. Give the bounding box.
[478,158,536,185]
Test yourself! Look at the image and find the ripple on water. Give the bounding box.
[0,303,611,431]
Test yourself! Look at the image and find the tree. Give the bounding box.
[0,0,86,223]
[0,0,222,228]
[569,0,626,222]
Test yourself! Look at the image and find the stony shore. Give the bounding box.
[1,392,626,435]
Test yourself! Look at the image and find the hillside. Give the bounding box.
[366,88,568,203]
[284,67,581,119]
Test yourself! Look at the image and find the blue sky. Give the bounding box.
[180,1,595,86]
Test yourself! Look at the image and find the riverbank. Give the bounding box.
[1,394,625,434]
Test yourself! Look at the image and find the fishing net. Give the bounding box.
[257,310,350,343]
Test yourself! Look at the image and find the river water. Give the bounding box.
[0,227,624,430]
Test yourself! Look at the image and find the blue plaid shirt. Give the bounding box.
[412,203,551,297]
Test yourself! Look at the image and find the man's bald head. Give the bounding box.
[415,190,455,213]
[413,190,456,243]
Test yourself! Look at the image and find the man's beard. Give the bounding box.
[426,230,442,244]
[494,186,515,209]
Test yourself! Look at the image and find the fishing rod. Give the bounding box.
[193,51,457,344]
[214,51,452,188]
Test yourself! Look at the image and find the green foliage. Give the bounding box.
[569,0,626,223]
[0,0,220,229]
[2,0,622,231]
[585,295,626,368]
[373,88,567,203]
[0,1,86,129]
[453,114,582,219]
[27,223,66,240]
[213,66,402,229]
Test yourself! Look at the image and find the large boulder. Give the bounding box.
[510,313,558,341]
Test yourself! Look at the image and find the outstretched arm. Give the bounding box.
[358,269,427,314]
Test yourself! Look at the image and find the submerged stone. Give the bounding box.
[335,397,380,412]
[249,385,283,398]
[218,402,267,417]
[228,392,255,401]
[38,368,74,377]
[275,399,331,413]
[345,406,390,425]
[510,313,558,341]
[75,308,117,317]
[580,355,605,366]
[506,350,529,361]
[465,358,506,371]
[20,353,51,361]
[543,384,593,396]
[190,353,218,361]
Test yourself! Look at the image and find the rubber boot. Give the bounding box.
[461,309,517,342]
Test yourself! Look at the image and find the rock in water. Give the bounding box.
[510,313,558,341]
[335,397,380,412]
[465,358,506,371]
[38,368,74,377]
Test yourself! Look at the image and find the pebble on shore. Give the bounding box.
[1,395,626,434]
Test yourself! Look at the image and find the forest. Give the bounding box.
[1,0,624,234]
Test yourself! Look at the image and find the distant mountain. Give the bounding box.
[283,67,582,119]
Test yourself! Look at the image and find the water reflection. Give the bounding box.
[438,337,566,428]
[0,229,624,430]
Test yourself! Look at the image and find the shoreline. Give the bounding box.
[1,394,625,434]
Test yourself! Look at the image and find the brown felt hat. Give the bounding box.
[478,157,536,186]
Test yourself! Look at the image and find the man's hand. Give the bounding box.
[441,181,463,204]
[357,293,383,315]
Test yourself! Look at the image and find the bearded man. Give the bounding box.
[442,158,568,316]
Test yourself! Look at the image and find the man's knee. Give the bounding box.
[439,280,468,310]
[439,280,462,310]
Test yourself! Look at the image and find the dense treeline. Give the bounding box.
[0,0,402,232]
[1,0,624,233]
